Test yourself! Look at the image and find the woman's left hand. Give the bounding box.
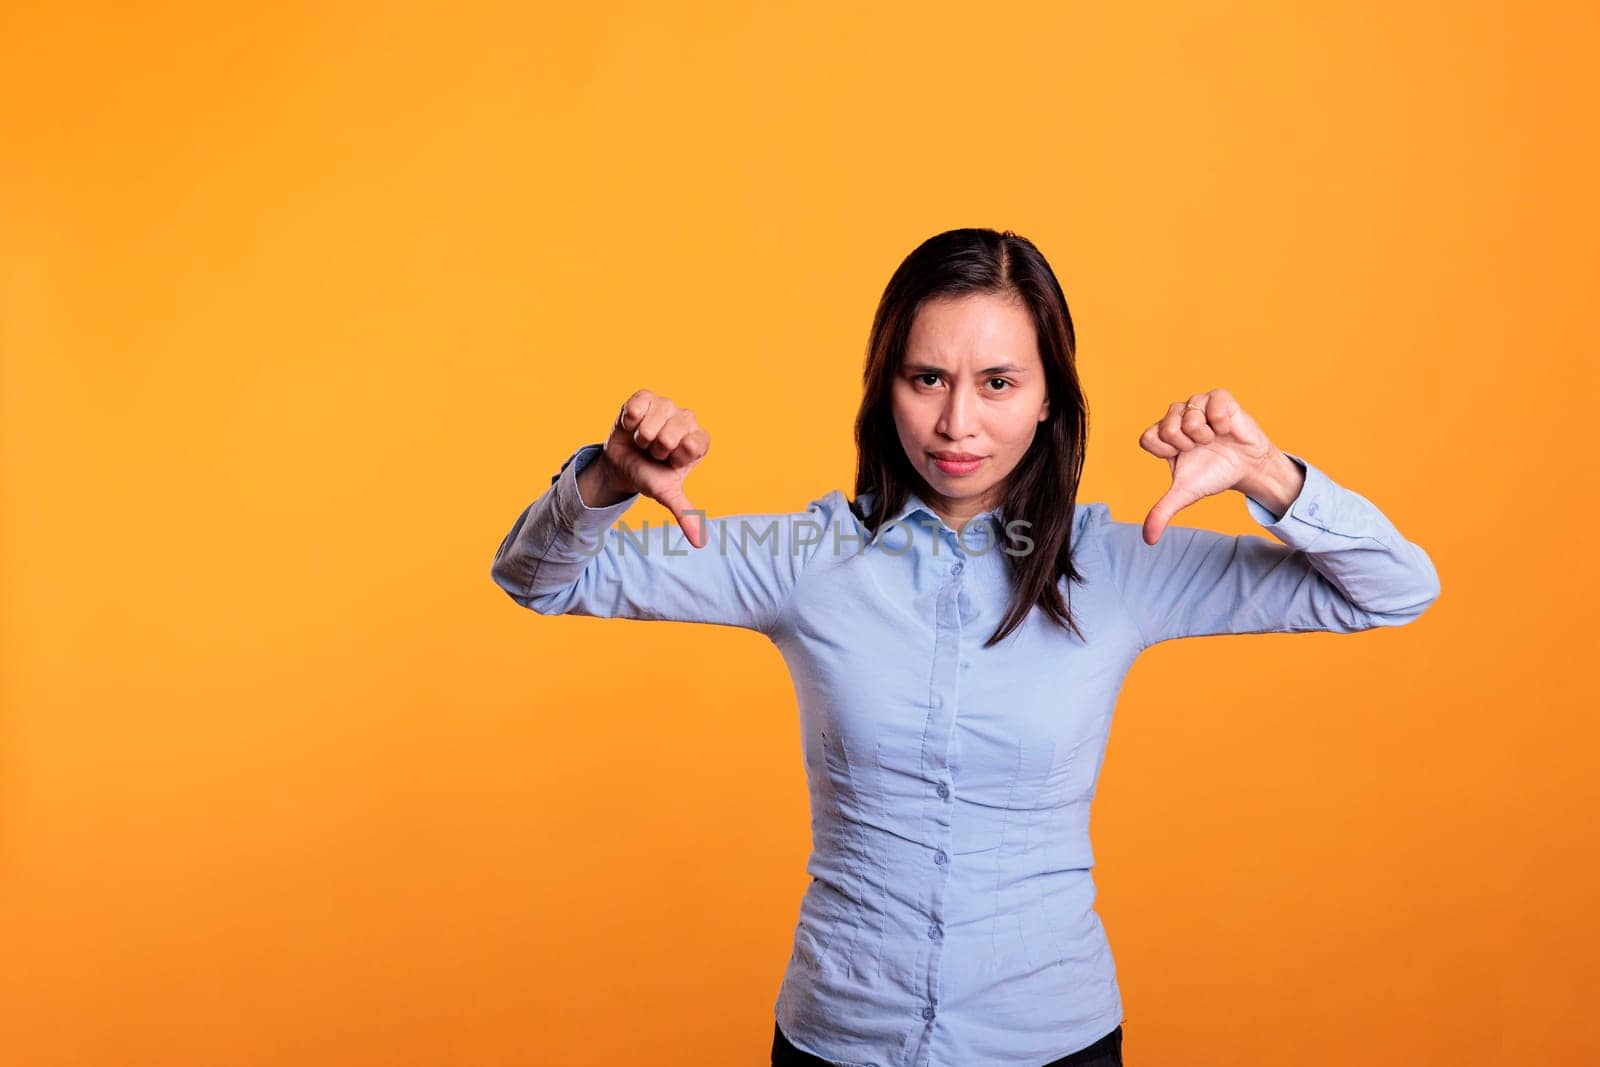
[1137,387,1304,545]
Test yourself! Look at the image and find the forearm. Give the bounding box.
[491,443,637,608]
[1239,451,1442,622]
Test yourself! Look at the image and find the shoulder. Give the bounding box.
[1073,500,1115,539]
[774,488,861,552]
[803,489,864,544]
[796,488,856,523]
[717,488,853,529]
[728,490,859,590]
[1075,500,1111,525]
[1070,499,1138,569]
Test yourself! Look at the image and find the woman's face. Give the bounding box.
[890,291,1051,526]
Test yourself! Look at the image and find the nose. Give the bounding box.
[937,383,976,439]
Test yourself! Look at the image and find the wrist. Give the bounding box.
[1236,448,1303,516]
[577,451,634,508]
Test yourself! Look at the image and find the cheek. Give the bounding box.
[993,410,1042,448]
[891,394,929,431]
[888,399,911,433]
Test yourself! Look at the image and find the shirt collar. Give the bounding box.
[861,489,1005,544]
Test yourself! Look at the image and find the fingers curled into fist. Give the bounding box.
[1135,386,1278,546]
[616,389,711,469]
[1137,388,1244,459]
[604,388,714,549]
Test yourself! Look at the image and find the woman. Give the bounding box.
[490,228,1441,1067]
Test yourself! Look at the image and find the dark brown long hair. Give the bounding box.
[850,227,1089,648]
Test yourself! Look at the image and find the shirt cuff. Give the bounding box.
[551,443,640,532]
[1242,452,1330,550]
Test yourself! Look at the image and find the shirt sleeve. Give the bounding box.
[1092,452,1442,648]
[489,442,828,636]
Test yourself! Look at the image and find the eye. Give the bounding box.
[987,377,1013,392]
[914,373,941,387]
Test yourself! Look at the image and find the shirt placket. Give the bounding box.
[914,526,968,1057]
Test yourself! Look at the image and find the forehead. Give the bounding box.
[904,293,1040,370]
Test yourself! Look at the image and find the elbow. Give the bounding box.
[489,556,575,616]
[1418,561,1443,616]
[489,551,536,609]
[1363,557,1442,629]
[1403,550,1443,622]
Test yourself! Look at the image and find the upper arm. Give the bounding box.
[1090,453,1442,647]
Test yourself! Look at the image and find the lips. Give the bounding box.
[930,452,985,476]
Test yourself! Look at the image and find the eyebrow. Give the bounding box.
[904,362,1028,376]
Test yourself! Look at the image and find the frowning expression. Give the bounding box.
[891,292,1051,527]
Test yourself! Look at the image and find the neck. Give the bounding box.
[924,486,999,532]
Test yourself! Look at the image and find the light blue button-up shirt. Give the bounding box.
[490,443,1441,1067]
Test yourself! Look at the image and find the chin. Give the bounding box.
[930,474,995,497]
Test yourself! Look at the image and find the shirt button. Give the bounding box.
[934,850,947,865]
[960,659,971,669]
[922,1006,936,1021]
[936,783,949,799]
[931,694,943,709]
[951,561,964,575]
[927,923,942,940]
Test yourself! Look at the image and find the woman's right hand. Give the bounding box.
[594,389,712,548]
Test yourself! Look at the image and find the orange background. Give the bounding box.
[3,2,1596,1064]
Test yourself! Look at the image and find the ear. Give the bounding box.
[1038,397,1050,421]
